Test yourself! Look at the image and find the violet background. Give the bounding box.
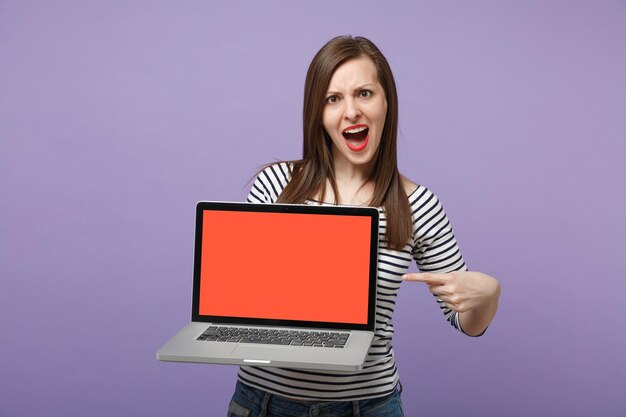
[1,1,625,416]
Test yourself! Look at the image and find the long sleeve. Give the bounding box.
[409,186,469,333]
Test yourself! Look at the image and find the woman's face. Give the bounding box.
[322,56,387,171]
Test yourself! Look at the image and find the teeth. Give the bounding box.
[344,126,367,134]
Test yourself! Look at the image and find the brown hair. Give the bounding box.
[277,35,412,250]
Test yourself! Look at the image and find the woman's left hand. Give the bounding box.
[402,271,500,313]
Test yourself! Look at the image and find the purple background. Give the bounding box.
[2,1,625,416]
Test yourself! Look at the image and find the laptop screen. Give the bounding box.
[192,202,378,330]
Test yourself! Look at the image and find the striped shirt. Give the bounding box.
[238,162,469,401]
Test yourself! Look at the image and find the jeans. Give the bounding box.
[227,380,404,417]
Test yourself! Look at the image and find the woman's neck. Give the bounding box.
[317,159,373,206]
[331,149,375,185]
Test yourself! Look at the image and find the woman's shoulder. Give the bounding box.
[400,176,439,207]
[401,176,419,196]
[257,161,293,179]
[248,162,293,203]
[252,161,295,186]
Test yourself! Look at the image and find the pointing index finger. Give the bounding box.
[402,273,448,285]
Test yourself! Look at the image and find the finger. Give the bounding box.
[429,283,452,296]
[434,292,453,303]
[436,296,460,312]
[402,273,448,285]
[427,285,446,297]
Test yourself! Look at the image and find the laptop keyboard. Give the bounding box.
[196,326,349,348]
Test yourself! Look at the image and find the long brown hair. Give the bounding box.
[277,35,412,250]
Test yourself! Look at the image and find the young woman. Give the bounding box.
[227,35,500,417]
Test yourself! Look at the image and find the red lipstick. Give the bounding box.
[342,124,369,152]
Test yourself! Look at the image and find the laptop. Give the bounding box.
[156,201,379,371]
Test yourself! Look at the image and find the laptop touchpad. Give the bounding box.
[231,345,295,361]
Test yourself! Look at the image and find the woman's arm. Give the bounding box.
[403,271,501,336]
[404,181,500,336]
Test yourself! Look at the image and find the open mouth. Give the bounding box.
[342,124,369,152]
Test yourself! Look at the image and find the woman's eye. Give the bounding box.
[359,90,372,98]
[326,96,338,104]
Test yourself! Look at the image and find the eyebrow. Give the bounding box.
[325,83,377,95]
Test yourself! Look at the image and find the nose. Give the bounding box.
[343,98,361,121]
